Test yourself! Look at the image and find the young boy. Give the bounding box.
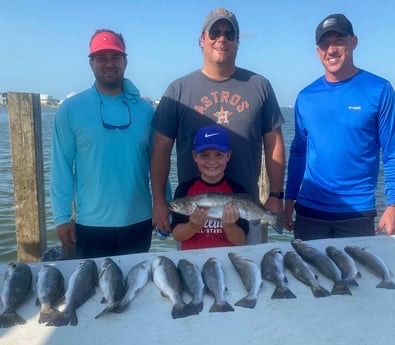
[171,125,249,250]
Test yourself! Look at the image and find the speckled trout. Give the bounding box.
[169,192,284,234]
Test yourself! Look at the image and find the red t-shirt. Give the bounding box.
[171,177,249,250]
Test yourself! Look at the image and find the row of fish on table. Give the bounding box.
[1,239,394,327]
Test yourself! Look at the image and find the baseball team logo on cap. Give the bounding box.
[194,125,230,153]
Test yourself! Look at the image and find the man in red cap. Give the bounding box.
[51,29,156,258]
[151,8,286,244]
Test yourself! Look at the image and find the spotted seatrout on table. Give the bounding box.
[0,262,32,328]
[178,259,205,313]
[36,264,65,324]
[228,252,263,308]
[344,246,395,289]
[47,259,98,326]
[291,240,351,296]
[95,258,125,319]
[284,251,330,298]
[202,257,234,313]
[152,256,199,319]
[261,248,296,299]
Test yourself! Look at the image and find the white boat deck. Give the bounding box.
[1,235,395,345]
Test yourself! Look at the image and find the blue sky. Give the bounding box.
[1,0,394,106]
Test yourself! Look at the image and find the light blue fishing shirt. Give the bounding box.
[286,70,395,213]
[50,79,155,226]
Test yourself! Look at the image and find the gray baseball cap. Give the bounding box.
[202,8,239,37]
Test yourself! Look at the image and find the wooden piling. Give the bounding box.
[7,92,46,262]
[258,150,269,243]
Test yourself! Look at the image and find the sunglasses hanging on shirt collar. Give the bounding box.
[99,99,132,130]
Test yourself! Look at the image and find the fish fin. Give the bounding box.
[187,300,204,314]
[45,310,77,327]
[69,311,78,326]
[171,303,200,319]
[95,307,109,319]
[331,282,352,295]
[209,300,234,313]
[271,287,296,299]
[234,295,257,309]
[311,285,331,298]
[270,214,285,234]
[376,279,395,289]
[38,307,62,324]
[270,216,284,235]
[0,312,27,328]
[345,279,359,287]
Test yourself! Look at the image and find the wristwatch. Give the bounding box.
[269,191,284,199]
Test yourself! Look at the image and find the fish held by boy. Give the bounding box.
[0,262,33,328]
[169,192,284,234]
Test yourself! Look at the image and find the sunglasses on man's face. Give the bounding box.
[208,29,236,42]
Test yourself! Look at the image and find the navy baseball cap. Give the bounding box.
[194,125,230,153]
[316,14,354,44]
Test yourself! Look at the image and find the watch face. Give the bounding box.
[270,192,284,199]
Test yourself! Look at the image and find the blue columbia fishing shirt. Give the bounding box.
[50,79,155,226]
[286,70,395,213]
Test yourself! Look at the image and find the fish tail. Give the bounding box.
[269,213,285,234]
[96,300,124,318]
[234,295,257,309]
[38,307,63,324]
[46,310,78,327]
[209,300,235,313]
[0,312,27,328]
[376,279,395,289]
[95,305,111,319]
[345,279,359,287]
[188,300,204,313]
[110,302,127,314]
[331,281,352,295]
[311,285,331,298]
[171,303,200,319]
[271,286,296,299]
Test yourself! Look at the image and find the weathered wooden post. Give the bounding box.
[7,92,46,262]
[258,151,269,243]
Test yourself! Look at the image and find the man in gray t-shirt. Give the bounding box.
[150,8,285,244]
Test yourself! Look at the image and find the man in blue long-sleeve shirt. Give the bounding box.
[51,29,155,258]
[285,14,395,240]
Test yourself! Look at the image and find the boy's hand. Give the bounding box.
[189,207,208,228]
[222,203,239,225]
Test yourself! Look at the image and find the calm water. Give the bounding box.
[0,106,385,263]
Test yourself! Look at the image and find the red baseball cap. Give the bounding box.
[89,31,126,56]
